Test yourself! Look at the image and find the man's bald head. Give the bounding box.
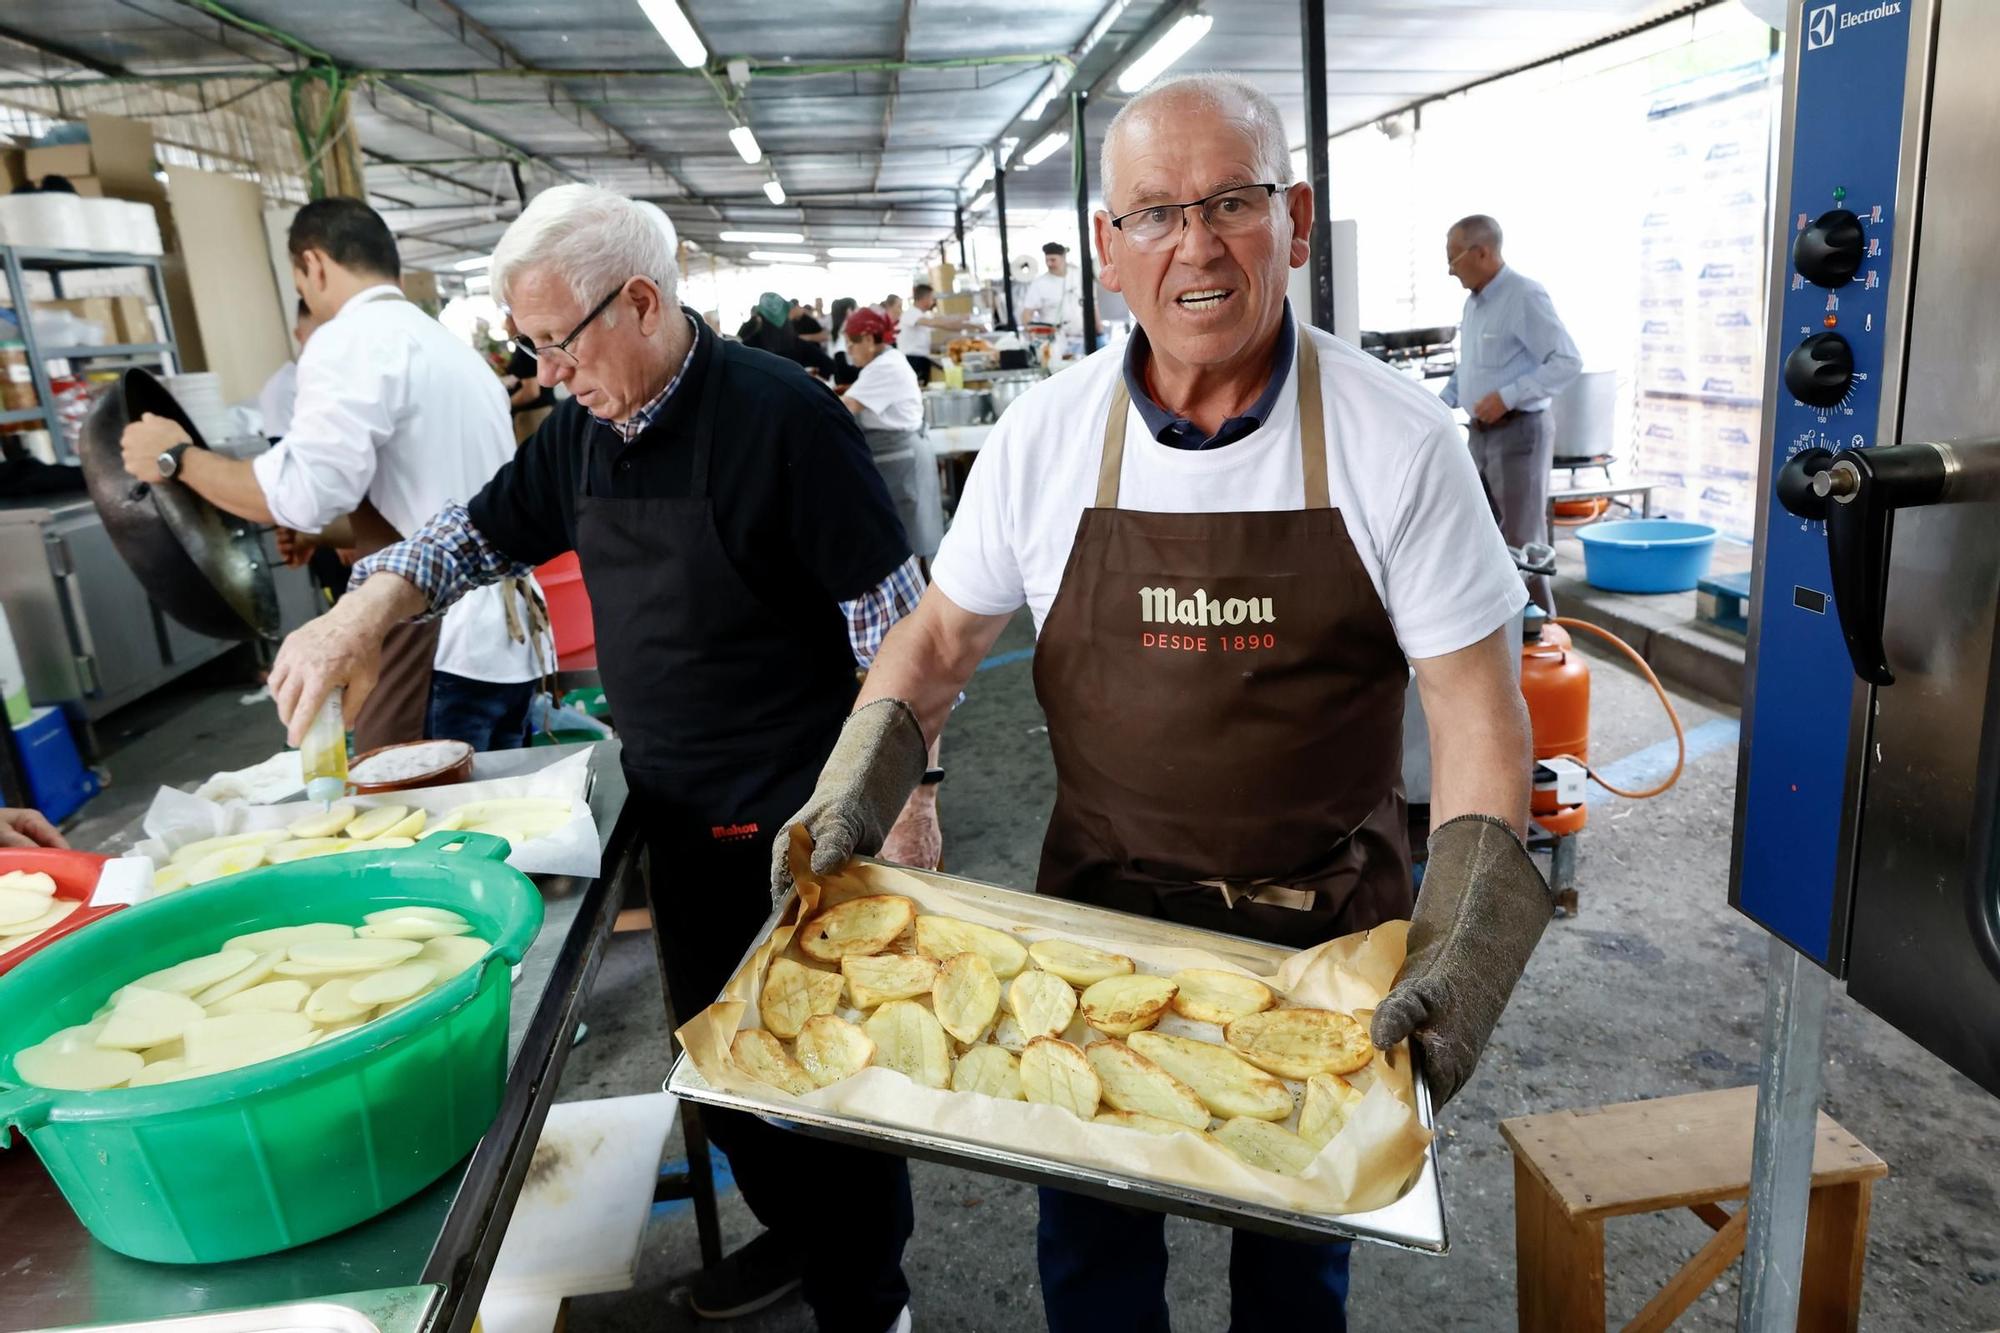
[1449,214,1503,254]
[1100,73,1292,209]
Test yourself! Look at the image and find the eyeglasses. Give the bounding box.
[1446,246,1483,269]
[511,282,626,368]
[1108,183,1284,251]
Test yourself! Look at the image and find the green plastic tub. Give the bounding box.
[0,831,543,1264]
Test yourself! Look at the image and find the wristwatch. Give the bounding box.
[156,441,191,479]
[919,767,946,786]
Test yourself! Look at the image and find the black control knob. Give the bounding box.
[1793,208,1865,288]
[1783,332,1854,408]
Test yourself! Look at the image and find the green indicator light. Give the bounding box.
[1833,186,1847,201]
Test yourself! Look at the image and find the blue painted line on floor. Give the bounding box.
[1592,717,1739,796]
[976,647,1034,672]
[653,1146,738,1216]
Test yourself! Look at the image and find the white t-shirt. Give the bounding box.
[1023,270,1082,335]
[256,360,298,437]
[848,347,924,433]
[251,285,548,684]
[930,325,1525,661]
[900,307,937,356]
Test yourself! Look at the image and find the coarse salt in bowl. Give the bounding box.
[347,740,474,794]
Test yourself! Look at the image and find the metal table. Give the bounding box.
[0,742,639,1333]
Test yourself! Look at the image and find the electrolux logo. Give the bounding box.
[1807,5,1837,49]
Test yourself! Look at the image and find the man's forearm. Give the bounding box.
[855,591,1005,744]
[179,449,275,524]
[344,570,430,635]
[1414,628,1533,837]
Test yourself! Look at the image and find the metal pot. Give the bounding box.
[924,389,990,428]
[984,370,1044,420]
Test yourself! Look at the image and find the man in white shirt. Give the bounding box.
[1021,241,1104,357]
[119,198,546,753]
[840,305,938,557]
[896,282,981,385]
[775,73,1551,1331]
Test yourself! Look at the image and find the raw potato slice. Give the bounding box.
[429,809,467,834]
[351,837,415,853]
[863,999,951,1089]
[798,895,919,962]
[169,830,289,867]
[731,1028,814,1096]
[840,952,937,1009]
[273,958,377,981]
[1094,1110,1197,1137]
[931,951,1000,1044]
[193,951,285,1006]
[1211,1117,1320,1176]
[211,980,311,1015]
[357,917,473,941]
[0,889,51,927]
[14,1043,143,1090]
[304,978,374,1025]
[793,1014,874,1088]
[44,1022,108,1052]
[265,838,355,865]
[142,1038,184,1064]
[364,906,467,926]
[1,898,78,941]
[446,797,572,826]
[1028,938,1134,988]
[1085,1040,1211,1130]
[344,805,410,841]
[380,809,427,840]
[129,948,258,997]
[288,803,357,838]
[419,934,490,980]
[184,1012,314,1066]
[1224,1008,1372,1080]
[759,958,844,1039]
[349,962,438,1006]
[187,845,269,885]
[1019,1037,1101,1118]
[288,937,423,970]
[1170,969,1275,1026]
[151,864,192,895]
[1078,974,1178,1037]
[914,916,1028,979]
[0,870,57,896]
[1298,1073,1365,1149]
[1126,1031,1294,1122]
[197,1031,317,1074]
[226,921,354,954]
[1007,969,1079,1040]
[96,987,206,1051]
[951,1042,1023,1099]
[128,1059,194,1087]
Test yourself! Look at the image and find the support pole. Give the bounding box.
[955,204,968,275]
[1300,0,1335,332]
[1071,87,1097,355]
[1737,934,1831,1332]
[995,157,1018,331]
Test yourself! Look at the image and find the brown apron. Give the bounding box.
[340,498,437,754]
[1031,333,1414,947]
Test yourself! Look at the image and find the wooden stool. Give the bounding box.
[1499,1086,1887,1332]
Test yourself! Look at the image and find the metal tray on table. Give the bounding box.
[666,865,1449,1254]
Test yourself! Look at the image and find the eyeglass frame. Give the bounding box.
[1107,182,1287,246]
[511,281,627,366]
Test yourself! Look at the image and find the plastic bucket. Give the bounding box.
[1574,519,1718,594]
[0,847,115,979]
[0,831,542,1263]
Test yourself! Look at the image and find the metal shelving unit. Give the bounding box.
[0,243,180,463]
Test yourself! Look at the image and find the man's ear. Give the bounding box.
[1285,183,1314,270]
[1092,211,1122,294]
[629,277,663,336]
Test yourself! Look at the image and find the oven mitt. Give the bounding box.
[1370,813,1553,1106]
[770,698,929,904]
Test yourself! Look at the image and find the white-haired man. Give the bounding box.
[266,185,928,1330]
[775,74,1551,1329]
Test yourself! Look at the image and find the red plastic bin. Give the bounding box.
[0,848,116,979]
[535,552,597,671]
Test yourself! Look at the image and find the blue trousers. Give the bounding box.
[425,672,535,751]
[1038,1187,1350,1332]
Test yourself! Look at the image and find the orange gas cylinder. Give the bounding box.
[1521,618,1590,834]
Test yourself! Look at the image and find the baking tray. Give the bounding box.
[666,864,1448,1254]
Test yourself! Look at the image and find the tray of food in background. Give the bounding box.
[0,849,118,979]
[667,829,1447,1253]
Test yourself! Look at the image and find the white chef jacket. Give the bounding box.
[1022,270,1082,336]
[251,285,547,684]
[848,347,925,433]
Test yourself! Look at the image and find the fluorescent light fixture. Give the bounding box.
[636,0,707,68]
[763,179,787,205]
[967,190,994,214]
[728,125,762,164]
[828,261,895,274]
[1117,12,1213,94]
[453,254,492,271]
[827,247,900,259]
[747,249,817,263]
[962,153,995,192]
[1024,71,1066,121]
[1021,131,1069,167]
[718,229,805,244]
[999,136,1020,163]
[465,274,491,292]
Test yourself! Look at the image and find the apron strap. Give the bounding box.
[1095,324,1330,510]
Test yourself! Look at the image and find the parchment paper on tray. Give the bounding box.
[129,745,601,885]
[677,827,1434,1221]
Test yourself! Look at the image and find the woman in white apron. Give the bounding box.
[838,306,942,558]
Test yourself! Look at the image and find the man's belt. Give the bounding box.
[1467,409,1528,432]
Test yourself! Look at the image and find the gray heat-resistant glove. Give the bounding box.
[1371,813,1553,1106]
[770,698,929,904]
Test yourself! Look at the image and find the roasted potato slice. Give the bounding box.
[914,916,1028,978]
[1028,938,1134,988]
[1019,1036,1101,1118]
[793,1014,874,1088]
[840,952,939,1009]
[864,999,951,1089]
[1094,1110,1198,1137]
[1085,1040,1210,1130]
[798,895,918,962]
[1211,1117,1321,1176]
[1224,1007,1372,1079]
[1169,968,1275,1026]
[950,1042,1023,1100]
[1078,974,1177,1037]
[932,951,1001,1044]
[731,1028,814,1096]
[1127,1031,1293,1121]
[1298,1072,1365,1149]
[1007,969,1078,1040]
[989,1011,1030,1053]
[759,958,844,1040]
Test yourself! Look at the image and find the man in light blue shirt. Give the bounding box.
[1440,214,1581,612]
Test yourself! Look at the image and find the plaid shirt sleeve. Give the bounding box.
[839,554,926,668]
[349,502,538,622]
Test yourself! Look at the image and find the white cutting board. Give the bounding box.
[480,1091,681,1309]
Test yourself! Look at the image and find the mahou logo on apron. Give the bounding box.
[1139,585,1279,653]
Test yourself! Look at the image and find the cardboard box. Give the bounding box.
[24,142,92,182]
[35,297,119,345]
[110,295,156,345]
[0,148,23,195]
[62,176,105,198]
[400,269,439,308]
[938,294,976,316]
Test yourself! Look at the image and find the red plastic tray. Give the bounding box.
[0,847,116,978]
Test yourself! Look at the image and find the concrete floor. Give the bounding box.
[50,617,2000,1332]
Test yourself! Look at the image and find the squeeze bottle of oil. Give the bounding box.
[299,688,349,808]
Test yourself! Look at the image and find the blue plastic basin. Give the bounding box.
[1574,519,1718,594]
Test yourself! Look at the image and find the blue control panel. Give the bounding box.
[1733,1,1916,968]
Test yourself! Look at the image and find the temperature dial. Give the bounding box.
[1793,208,1865,288]
[1783,332,1854,408]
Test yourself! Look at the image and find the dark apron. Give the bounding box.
[1031,333,1414,947]
[572,324,859,835]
